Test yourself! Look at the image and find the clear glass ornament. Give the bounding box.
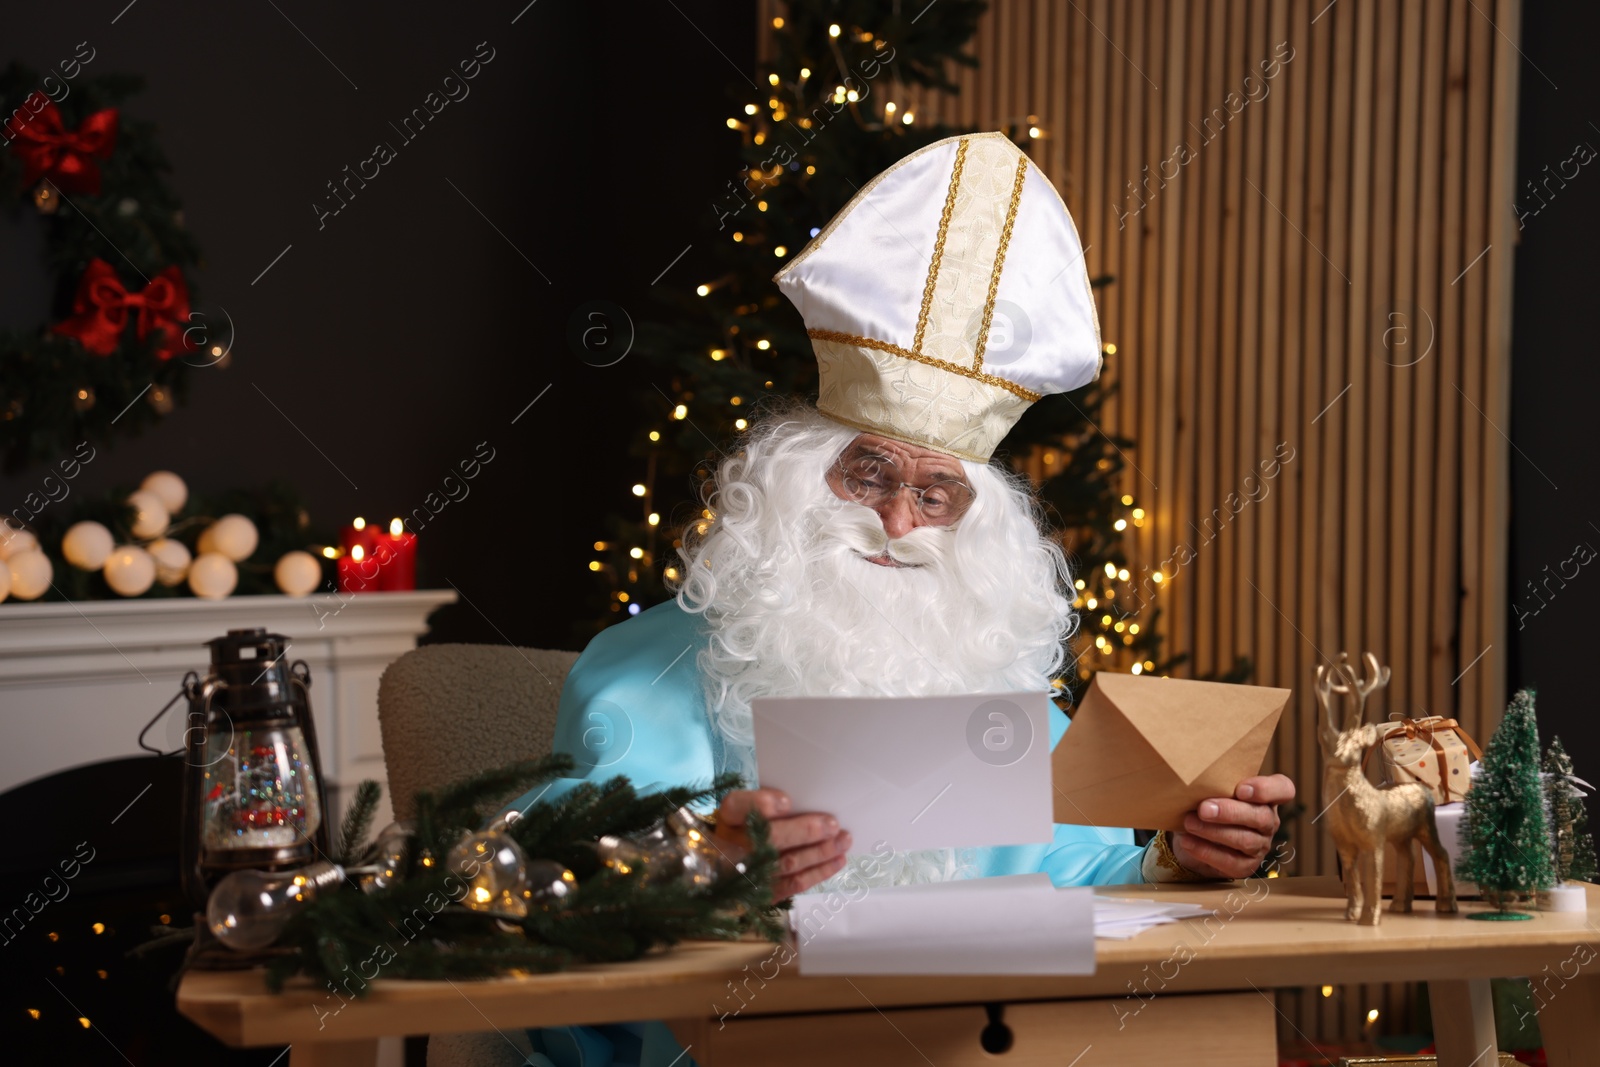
[523,860,577,909]
[206,860,343,952]
[598,807,725,887]
[448,830,529,918]
[358,821,413,894]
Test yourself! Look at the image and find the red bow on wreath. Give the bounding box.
[8,92,119,195]
[52,258,195,361]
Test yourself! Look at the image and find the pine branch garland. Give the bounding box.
[429,755,572,836]
[262,761,782,994]
[335,781,382,865]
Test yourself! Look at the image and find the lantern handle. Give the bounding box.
[291,659,312,692]
[137,670,205,756]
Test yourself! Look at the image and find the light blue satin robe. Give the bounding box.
[502,600,1146,1067]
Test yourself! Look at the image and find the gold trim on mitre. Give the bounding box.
[776,132,1101,462]
[810,330,1032,463]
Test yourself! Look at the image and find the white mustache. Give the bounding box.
[824,501,953,567]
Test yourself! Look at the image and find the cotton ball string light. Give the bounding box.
[274,550,321,597]
[187,553,238,599]
[7,549,53,600]
[126,490,170,539]
[0,524,39,560]
[138,470,188,514]
[103,545,156,597]
[198,514,258,562]
[62,521,115,571]
[147,538,192,587]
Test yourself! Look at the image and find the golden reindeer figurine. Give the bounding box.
[1316,652,1457,925]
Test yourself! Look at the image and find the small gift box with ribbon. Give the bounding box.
[1373,715,1482,805]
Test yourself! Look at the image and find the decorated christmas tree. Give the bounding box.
[1542,736,1598,884]
[585,0,1201,699]
[1456,689,1557,915]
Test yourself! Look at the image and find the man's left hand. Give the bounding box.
[1171,774,1296,880]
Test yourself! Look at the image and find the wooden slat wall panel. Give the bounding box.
[757,0,1518,1044]
[893,0,1517,851]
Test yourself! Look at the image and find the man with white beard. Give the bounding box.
[484,132,1292,1067]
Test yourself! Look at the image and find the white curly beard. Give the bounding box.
[673,406,1078,890]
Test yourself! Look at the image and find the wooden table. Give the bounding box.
[177,877,1600,1066]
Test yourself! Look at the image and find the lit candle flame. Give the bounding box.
[390,518,403,537]
[351,545,364,562]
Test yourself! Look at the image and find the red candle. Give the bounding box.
[337,543,382,593]
[376,518,417,591]
[339,516,378,556]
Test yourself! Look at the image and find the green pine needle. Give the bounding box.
[335,781,383,865]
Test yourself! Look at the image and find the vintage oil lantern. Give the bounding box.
[176,628,331,903]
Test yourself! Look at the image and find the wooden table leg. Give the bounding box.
[1538,972,1600,1067]
[1427,978,1499,1067]
[289,1037,382,1066]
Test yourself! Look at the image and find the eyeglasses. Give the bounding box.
[832,447,975,525]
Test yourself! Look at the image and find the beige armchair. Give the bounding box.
[376,642,580,1067]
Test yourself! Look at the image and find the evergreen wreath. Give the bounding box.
[0,63,222,472]
[229,755,783,993]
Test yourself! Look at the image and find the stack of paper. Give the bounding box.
[1092,895,1216,940]
[791,873,1095,975]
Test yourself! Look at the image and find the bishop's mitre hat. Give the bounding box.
[775,132,1103,462]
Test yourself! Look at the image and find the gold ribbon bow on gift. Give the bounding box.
[1362,715,1484,803]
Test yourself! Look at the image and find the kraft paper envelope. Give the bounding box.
[791,873,1095,976]
[1052,672,1290,831]
[751,692,1053,853]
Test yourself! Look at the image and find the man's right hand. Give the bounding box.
[715,788,852,900]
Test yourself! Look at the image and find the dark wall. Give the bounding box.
[1510,2,1600,782]
[0,0,753,650]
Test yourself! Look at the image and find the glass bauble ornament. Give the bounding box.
[522,860,577,910]
[207,860,344,951]
[448,830,529,918]
[359,821,413,894]
[598,807,725,887]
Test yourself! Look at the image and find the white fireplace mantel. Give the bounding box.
[0,590,456,824]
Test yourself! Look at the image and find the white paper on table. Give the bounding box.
[792,873,1094,975]
[751,692,1054,853]
[1092,896,1216,940]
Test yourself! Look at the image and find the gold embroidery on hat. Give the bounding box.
[973,153,1030,374]
[807,328,1042,402]
[912,138,969,356]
